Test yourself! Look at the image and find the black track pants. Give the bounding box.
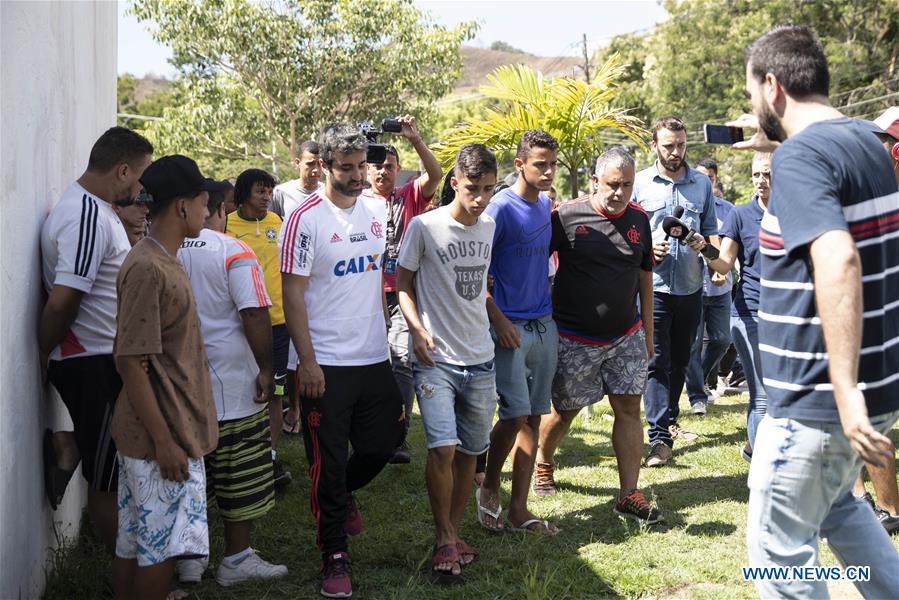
[299,360,404,559]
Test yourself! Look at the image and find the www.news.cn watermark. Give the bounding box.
[742,566,871,582]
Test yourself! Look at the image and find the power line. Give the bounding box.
[832,77,899,100]
[839,92,899,111]
[117,112,163,122]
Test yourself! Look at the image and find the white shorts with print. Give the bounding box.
[115,454,209,567]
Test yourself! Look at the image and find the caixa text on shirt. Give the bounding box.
[435,241,492,266]
[333,254,381,276]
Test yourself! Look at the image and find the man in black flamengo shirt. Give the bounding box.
[533,148,662,524]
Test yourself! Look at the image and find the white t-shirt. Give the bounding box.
[40,182,131,360]
[279,191,389,366]
[398,207,495,365]
[272,180,324,219]
[177,228,272,421]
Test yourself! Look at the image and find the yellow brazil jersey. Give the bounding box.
[226,210,285,325]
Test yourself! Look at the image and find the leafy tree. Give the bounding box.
[433,57,648,198]
[595,0,899,202]
[130,0,476,168]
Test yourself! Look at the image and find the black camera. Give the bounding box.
[358,118,402,164]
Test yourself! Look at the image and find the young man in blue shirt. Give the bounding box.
[475,130,559,534]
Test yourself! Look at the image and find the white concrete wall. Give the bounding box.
[0,1,117,597]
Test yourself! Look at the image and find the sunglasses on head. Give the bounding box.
[114,190,153,208]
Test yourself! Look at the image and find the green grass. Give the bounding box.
[44,394,899,599]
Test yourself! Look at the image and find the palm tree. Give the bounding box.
[434,54,647,198]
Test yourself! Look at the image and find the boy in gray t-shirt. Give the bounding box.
[396,144,498,581]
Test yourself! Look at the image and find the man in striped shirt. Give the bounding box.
[736,25,899,598]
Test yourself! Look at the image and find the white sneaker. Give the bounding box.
[215,548,288,587]
[691,401,707,415]
[177,557,208,584]
[716,376,728,396]
[704,385,720,405]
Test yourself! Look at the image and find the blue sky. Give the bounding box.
[118,0,668,77]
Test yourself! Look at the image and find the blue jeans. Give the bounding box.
[730,314,767,446]
[387,293,414,436]
[644,290,702,447]
[492,315,558,421]
[413,361,497,454]
[747,410,899,599]
[686,293,732,404]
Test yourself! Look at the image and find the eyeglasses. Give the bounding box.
[114,190,153,208]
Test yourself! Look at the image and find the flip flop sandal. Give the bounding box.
[475,487,503,532]
[43,429,76,511]
[431,544,463,584]
[510,518,560,536]
[456,540,477,566]
[282,417,301,435]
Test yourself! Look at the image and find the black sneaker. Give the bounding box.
[613,489,664,525]
[388,440,411,464]
[873,504,899,535]
[858,491,876,510]
[273,460,292,490]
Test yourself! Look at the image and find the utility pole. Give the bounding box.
[581,33,591,84]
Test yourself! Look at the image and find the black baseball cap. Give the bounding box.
[140,155,229,203]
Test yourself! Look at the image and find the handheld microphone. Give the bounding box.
[661,205,720,260]
[662,205,690,242]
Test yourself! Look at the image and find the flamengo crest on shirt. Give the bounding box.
[627,226,641,244]
[334,254,382,276]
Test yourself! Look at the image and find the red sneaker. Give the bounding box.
[320,552,352,598]
[345,494,363,537]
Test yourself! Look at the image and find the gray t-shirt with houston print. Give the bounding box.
[398,205,495,366]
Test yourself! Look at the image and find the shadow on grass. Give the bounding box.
[685,521,737,537]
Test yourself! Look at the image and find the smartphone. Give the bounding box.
[703,124,744,145]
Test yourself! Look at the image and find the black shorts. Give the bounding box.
[272,324,289,394]
[48,354,121,492]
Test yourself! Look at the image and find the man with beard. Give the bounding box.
[279,123,403,598]
[39,127,153,548]
[734,26,899,597]
[362,115,442,464]
[632,116,719,467]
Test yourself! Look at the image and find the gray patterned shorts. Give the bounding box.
[551,328,648,412]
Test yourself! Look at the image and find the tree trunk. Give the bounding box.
[289,117,297,159]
